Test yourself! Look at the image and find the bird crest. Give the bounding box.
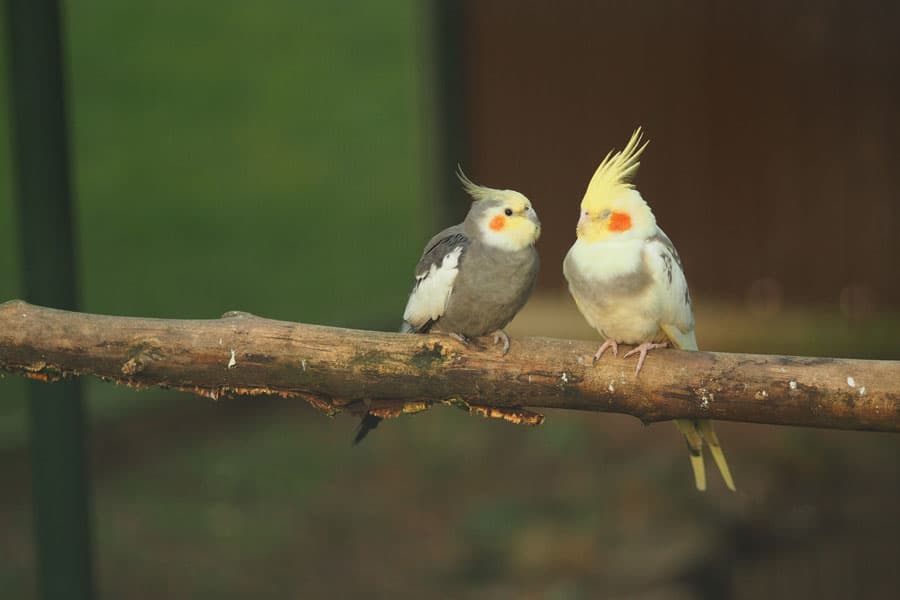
[457,166,499,202]
[583,127,649,210]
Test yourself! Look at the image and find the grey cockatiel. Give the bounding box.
[563,128,736,491]
[354,169,541,443]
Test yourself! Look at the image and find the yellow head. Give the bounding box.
[577,128,656,242]
[459,168,541,251]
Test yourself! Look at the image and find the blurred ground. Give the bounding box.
[512,295,900,360]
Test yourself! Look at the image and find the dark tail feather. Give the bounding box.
[367,318,423,443]
[353,413,383,445]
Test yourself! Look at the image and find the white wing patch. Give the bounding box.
[402,246,464,328]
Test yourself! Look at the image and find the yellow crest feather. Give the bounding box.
[583,127,649,209]
[456,165,497,202]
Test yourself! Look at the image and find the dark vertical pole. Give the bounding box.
[3,1,94,599]
[423,0,470,228]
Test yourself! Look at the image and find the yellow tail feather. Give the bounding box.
[674,419,706,491]
[662,325,735,492]
[698,420,736,492]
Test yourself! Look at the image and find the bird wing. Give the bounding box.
[644,228,697,351]
[646,229,736,491]
[401,226,471,333]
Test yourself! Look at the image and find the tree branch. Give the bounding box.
[1,300,898,432]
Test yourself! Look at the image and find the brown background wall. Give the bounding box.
[461,0,899,312]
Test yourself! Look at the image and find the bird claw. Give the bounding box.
[491,330,511,355]
[449,332,470,345]
[622,342,668,376]
[592,339,618,364]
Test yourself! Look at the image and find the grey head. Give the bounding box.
[456,167,541,250]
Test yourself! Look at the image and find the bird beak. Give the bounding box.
[577,211,590,229]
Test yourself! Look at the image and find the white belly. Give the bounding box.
[572,285,664,344]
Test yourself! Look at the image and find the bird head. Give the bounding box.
[577,127,656,243]
[458,168,541,251]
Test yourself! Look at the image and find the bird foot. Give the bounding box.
[449,332,470,345]
[623,342,668,375]
[592,339,618,364]
[490,329,511,355]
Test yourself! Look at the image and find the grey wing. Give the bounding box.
[401,226,471,333]
[645,228,697,349]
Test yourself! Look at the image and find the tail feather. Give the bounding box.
[697,419,736,491]
[356,321,417,443]
[353,413,383,445]
[674,419,706,491]
[662,324,735,491]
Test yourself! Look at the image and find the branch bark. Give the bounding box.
[1,300,898,432]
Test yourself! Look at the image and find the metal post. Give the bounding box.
[3,1,95,598]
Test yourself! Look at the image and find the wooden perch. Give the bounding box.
[1,300,898,432]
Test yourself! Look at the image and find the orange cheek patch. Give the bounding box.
[489,215,506,231]
[609,211,632,232]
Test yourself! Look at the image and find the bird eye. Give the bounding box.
[504,208,513,216]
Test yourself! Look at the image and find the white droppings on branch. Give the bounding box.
[301,359,308,372]
[695,387,713,409]
[227,350,237,369]
[789,380,797,390]
[755,389,768,400]
[859,386,866,396]
[847,376,856,387]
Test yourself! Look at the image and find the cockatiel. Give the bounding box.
[563,128,735,491]
[354,169,541,443]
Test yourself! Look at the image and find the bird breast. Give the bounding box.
[564,239,664,344]
[437,244,538,336]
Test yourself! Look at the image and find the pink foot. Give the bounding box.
[623,341,668,375]
[593,339,618,364]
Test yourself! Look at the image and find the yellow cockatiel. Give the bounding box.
[563,128,735,491]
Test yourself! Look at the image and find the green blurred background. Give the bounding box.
[2,1,899,599]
